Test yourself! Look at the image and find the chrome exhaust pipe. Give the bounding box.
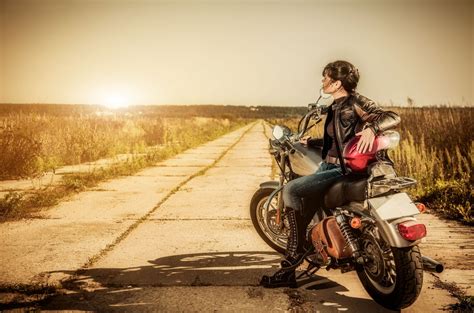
[422,256,444,273]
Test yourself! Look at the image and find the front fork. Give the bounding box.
[275,154,286,226]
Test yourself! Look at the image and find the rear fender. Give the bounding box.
[368,192,422,248]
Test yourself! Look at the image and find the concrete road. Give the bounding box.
[1,121,467,312]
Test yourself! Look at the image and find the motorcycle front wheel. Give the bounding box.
[356,231,423,310]
[250,187,288,254]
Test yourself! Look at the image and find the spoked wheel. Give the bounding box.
[357,228,423,310]
[250,188,288,254]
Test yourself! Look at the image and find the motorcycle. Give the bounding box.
[250,99,444,310]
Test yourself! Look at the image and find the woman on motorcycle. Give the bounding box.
[260,60,401,288]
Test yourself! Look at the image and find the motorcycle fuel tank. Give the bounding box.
[288,143,322,176]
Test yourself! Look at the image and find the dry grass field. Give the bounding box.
[0,109,246,179]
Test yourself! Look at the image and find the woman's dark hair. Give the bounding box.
[322,60,360,93]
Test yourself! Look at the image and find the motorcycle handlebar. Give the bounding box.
[296,108,323,140]
[271,106,323,152]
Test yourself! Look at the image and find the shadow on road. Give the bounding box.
[35,251,394,312]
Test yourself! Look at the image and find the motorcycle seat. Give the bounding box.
[324,174,368,209]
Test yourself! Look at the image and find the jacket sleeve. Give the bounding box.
[353,94,400,134]
[308,137,324,148]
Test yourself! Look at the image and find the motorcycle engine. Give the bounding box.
[311,216,354,261]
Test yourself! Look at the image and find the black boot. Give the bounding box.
[260,207,307,288]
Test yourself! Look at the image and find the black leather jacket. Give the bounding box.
[309,92,401,174]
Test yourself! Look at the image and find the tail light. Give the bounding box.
[398,221,427,241]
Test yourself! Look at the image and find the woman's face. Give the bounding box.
[321,74,339,94]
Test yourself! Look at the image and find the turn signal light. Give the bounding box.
[398,221,427,241]
[415,202,426,213]
[350,217,362,229]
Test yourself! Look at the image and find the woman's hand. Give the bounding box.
[299,135,311,146]
[355,128,375,153]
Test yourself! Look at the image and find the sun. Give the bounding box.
[101,93,131,109]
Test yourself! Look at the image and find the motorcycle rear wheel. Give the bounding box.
[250,187,287,254]
[357,243,423,310]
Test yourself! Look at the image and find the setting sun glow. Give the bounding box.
[101,93,131,109]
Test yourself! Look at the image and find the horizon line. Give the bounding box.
[0,102,472,108]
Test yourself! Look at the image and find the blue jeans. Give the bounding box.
[282,162,344,212]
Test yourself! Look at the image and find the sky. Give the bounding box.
[0,0,473,107]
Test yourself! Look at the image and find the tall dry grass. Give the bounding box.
[0,111,246,179]
[390,107,472,224]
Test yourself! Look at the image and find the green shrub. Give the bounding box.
[0,192,24,217]
[0,128,42,179]
[418,178,473,225]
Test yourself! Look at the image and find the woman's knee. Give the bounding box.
[282,181,300,208]
[283,180,298,197]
